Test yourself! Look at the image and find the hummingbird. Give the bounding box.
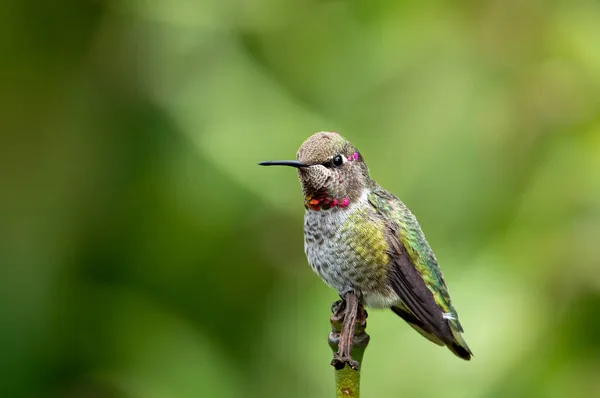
[260,132,472,360]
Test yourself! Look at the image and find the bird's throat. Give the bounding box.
[304,192,350,211]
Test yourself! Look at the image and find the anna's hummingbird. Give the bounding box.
[260,132,472,360]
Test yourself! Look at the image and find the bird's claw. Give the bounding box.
[331,353,360,370]
[331,299,345,315]
[329,291,362,371]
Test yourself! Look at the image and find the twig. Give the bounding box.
[328,292,370,397]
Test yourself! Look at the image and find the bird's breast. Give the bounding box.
[303,208,342,283]
[303,192,390,295]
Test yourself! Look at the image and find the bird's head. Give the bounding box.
[260,132,370,210]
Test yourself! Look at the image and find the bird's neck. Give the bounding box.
[304,189,350,211]
[304,187,368,211]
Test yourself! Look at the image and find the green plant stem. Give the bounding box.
[328,295,369,397]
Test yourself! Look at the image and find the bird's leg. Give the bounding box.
[330,298,344,314]
[341,291,360,369]
[330,290,361,370]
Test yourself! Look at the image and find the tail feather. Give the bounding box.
[391,305,444,346]
[448,328,473,360]
[391,305,473,360]
[409,323,445,346]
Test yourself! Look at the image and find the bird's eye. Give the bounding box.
[332,154,344,167]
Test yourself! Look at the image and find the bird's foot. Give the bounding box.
[329,290,361,370]
[331,352,360,370]
[330,299,344,315]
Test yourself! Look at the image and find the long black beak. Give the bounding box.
[259,160,309,168]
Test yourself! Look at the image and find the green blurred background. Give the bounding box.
[2,0,600,397]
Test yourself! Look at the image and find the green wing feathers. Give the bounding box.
[368,187,473,360]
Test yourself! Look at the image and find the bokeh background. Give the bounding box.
[2,0,600,397]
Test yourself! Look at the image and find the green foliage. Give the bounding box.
[1,0,600,397]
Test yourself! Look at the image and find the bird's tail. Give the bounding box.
[391,305,473,360]
[447,328,473,360]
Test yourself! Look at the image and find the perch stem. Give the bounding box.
[328,292,370,398]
